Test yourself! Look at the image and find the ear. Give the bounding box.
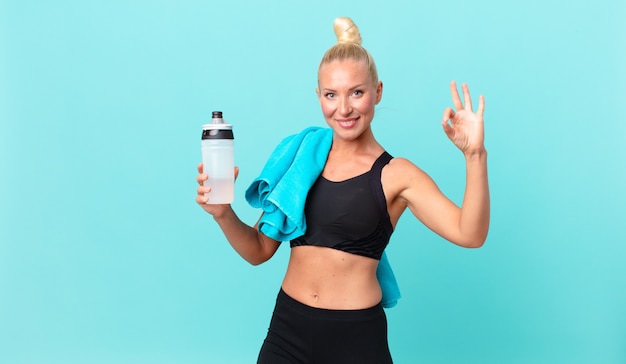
[375,81,383,104]
[316,87,321,99]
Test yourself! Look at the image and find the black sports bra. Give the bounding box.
[290,152,394,260]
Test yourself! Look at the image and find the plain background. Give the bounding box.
[1,0,624,363]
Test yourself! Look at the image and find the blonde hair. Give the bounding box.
[319,17,379,83]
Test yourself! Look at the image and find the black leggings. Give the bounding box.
[257,289,393,364]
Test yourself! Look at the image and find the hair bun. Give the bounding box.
[334,17,362,45]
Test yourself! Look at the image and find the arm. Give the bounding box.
[196,163,280,265]
[397,81,490,247]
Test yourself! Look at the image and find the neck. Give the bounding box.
[330,128,382,157]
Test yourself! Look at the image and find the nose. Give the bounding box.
[338,96,352,116]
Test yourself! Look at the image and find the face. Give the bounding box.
[317,59,383,141]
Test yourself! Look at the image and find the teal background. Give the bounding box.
[1,0,624,363]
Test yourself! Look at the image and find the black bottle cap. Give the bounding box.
[212,111,223,118]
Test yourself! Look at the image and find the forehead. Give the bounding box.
[318,59,370,87]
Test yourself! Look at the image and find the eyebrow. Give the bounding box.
[321,83,368,92]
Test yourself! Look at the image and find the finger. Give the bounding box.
[196,194,209,205]
[441,120,454,139]
[477,95,485,117]
[197,162,204,173]
[197,173,208,186]
[234,166,240,181]
[442,107,455,123]
[197,185,210,195]
[462,83,473,111]
[450,80,463,110]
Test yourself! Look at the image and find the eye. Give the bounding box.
[352,90,364,97]
[324,92,335,99]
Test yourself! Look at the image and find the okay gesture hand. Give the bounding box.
[442,81,486,155]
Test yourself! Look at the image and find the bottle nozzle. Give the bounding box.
[212,111,224,124]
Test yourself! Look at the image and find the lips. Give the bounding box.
[336,117,359,129]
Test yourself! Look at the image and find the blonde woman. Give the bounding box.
[196,17,489,364]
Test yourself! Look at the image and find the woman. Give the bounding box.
[196,17,489,364]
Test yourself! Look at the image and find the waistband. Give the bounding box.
[276,288,384,321]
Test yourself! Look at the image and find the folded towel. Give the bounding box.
[245,127,332,240]
[376,252,401,308]
[245,126,401,308]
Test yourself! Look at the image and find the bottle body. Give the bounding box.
[201,112,234,204]
[201,139,234,204]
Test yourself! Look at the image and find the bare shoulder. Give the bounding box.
[382,155,455,228]
[382,157,439,224]
[384,157,433,188]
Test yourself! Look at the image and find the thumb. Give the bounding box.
[441,121,455,140]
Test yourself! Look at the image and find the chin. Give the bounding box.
[333,127,368,141]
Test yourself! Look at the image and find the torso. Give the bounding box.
[282,246,382,309]
[290,152,393,260]
[282,148,405,309]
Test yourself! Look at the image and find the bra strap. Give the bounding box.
[369,152,394,234]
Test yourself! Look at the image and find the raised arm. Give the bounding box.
[393,81,489,248]
[196,163,280,265]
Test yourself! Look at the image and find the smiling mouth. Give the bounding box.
[337,117,359,128]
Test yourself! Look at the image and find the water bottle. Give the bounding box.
[201,111,234,204]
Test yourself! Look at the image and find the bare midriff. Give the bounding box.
[281,245,382,310]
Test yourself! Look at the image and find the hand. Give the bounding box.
[442,81,486,155]
[196,163,239,217]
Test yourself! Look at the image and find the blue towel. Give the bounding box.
[245,126,401,308]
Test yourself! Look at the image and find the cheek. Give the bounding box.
[356,96,376,113]
[320,99,335,117]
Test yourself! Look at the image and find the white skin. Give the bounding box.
[196,59,489,309]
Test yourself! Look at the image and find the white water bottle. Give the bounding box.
[201,111,234,204]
